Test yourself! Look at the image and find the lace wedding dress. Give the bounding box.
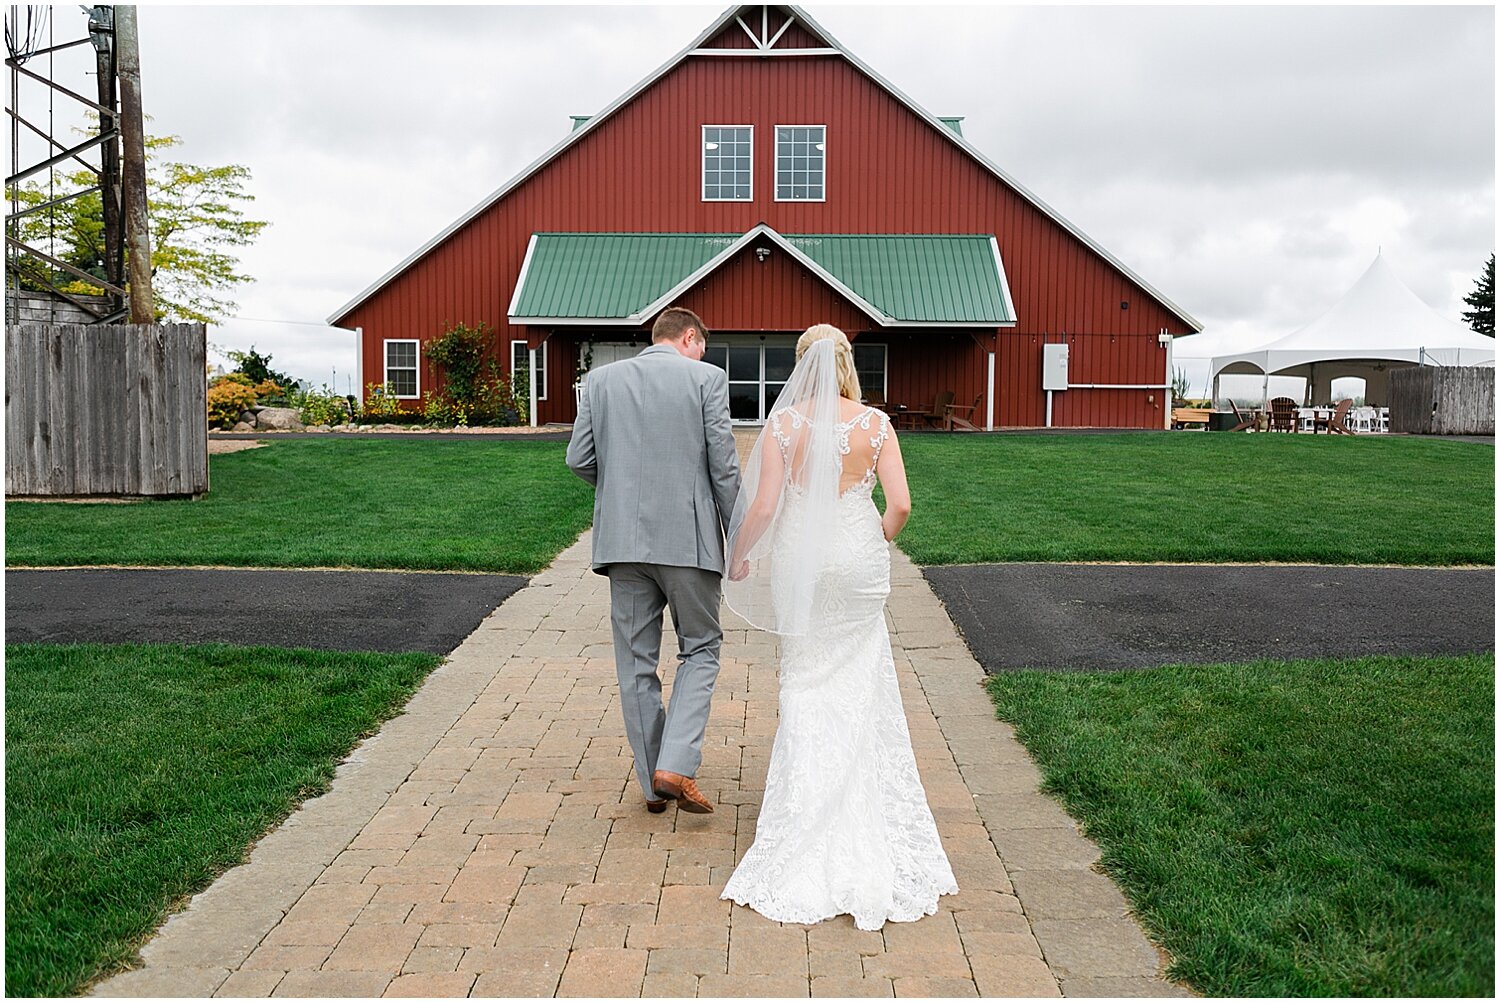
[720,405,958,930]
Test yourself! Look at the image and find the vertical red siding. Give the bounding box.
[338,48,1190,427]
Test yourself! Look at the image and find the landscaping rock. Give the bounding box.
[307,425,331,433]
[254,407,305,431]
[231,421,254,433]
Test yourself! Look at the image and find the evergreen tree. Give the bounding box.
[1461,253,1494,337]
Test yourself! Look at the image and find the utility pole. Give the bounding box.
[90,6,124,313]
[114,4,153,323]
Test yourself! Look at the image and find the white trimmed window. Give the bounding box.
[703,125,752,201]
[383,339,419,398]
[853,342,887,400]
[511,340,548,401]
[775,125,825,201]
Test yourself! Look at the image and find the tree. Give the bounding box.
[222,344,294,388]
[1461,253,1494,337]
[7,128,268,323]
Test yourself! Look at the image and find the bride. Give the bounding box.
[719,324,958,930]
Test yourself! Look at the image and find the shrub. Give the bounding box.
[207,380,256,428]
[293,385,352,427]
[364,383,406,420]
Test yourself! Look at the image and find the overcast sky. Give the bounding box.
[15,2,1496,399]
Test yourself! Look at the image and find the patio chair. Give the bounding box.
[1226,400,1256,432]
[944,394,983,431]
[901,390,954,430]
[1268,397,1298,432]
[1313,398,1355,435]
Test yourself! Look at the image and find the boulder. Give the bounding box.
[254,407,305,431]
[231,421,254,433]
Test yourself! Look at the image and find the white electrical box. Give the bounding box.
[1042,343,1069,391]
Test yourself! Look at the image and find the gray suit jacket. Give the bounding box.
[566,344,741,575]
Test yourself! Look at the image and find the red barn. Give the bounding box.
[329,4,1201,429]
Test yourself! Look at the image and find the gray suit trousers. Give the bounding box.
[607,562,723,799]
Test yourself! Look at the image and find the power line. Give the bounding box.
[226,316,358,331]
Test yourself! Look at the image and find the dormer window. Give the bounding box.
[703,125,752,201]
[775,125,825,202]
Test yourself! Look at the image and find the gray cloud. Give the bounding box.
[67,4,1485,388]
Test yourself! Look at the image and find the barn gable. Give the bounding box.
[329,4,1199,334]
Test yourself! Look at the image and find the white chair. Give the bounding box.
[1350,406,1374,433]
[1297,408,1316,433]
[1376,407,1390,433]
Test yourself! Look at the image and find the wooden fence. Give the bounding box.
[1389,365,1495,436]
[5,322,209,497]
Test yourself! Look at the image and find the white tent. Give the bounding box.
[1210,254,1496,405]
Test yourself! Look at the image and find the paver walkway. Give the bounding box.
[92,534,1190,998]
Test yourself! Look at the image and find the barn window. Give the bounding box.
[511,340,548,401]
[775,125,825,202]
[853,342,887,401]
[383,339,419,399]
[703,125,752,201]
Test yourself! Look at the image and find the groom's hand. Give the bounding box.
[729,560,750,582]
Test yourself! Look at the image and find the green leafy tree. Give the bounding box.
[221,344,294,388]
[6,129,268,323]
[1461,253,1494,337]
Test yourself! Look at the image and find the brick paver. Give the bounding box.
[92,523,1192,997]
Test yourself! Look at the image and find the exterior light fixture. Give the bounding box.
[755,247,771,262]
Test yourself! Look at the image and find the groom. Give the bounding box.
[565,306,741,814]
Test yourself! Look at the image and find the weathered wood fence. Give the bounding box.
[1389,365,1495,436]
[5,322,209,497]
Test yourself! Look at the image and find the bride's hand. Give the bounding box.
[728,559,750,581]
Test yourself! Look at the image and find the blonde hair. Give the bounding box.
[795,324,862,402]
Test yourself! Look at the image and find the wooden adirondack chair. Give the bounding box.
[944,394,983,431]
[1268,397,1298,432]
[902,390,955,429]
[1227,400,1257,432]
[1313,398,1355,435]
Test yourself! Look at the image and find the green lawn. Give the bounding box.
[6,433,1492,572]
[4,642,444,997]
[986,653,1495,997]
[893,433,1494,566]
[5,439,594,574]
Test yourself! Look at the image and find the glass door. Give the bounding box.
[702,338,797,423]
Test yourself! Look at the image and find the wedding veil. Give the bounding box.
[723,337,847,636]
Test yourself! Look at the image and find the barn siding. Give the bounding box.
[341,44,1189,427]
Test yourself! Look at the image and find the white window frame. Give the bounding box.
[702,124,754,202]
[853,341,888,400]
[774,124,827,203]
[511,339,548,401]
[383,338,420,399]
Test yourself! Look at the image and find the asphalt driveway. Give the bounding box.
[4,568,526,654]
[924,563,1495,672]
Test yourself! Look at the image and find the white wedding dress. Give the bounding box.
[720,405,958,930]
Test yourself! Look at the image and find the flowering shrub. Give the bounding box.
[207,379,256,428]
[294,386,351,427]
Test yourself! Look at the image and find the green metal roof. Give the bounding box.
[783,234,1010,324]
[509,229,1015,326]
[510,233,735,320]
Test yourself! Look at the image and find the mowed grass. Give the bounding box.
[986,653,1495,997]
[5,439,594,573]
[4,642,444,997]
[893,433,1494,565]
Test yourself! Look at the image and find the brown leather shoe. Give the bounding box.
[652,770,714,814]
[646,798,670,814]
